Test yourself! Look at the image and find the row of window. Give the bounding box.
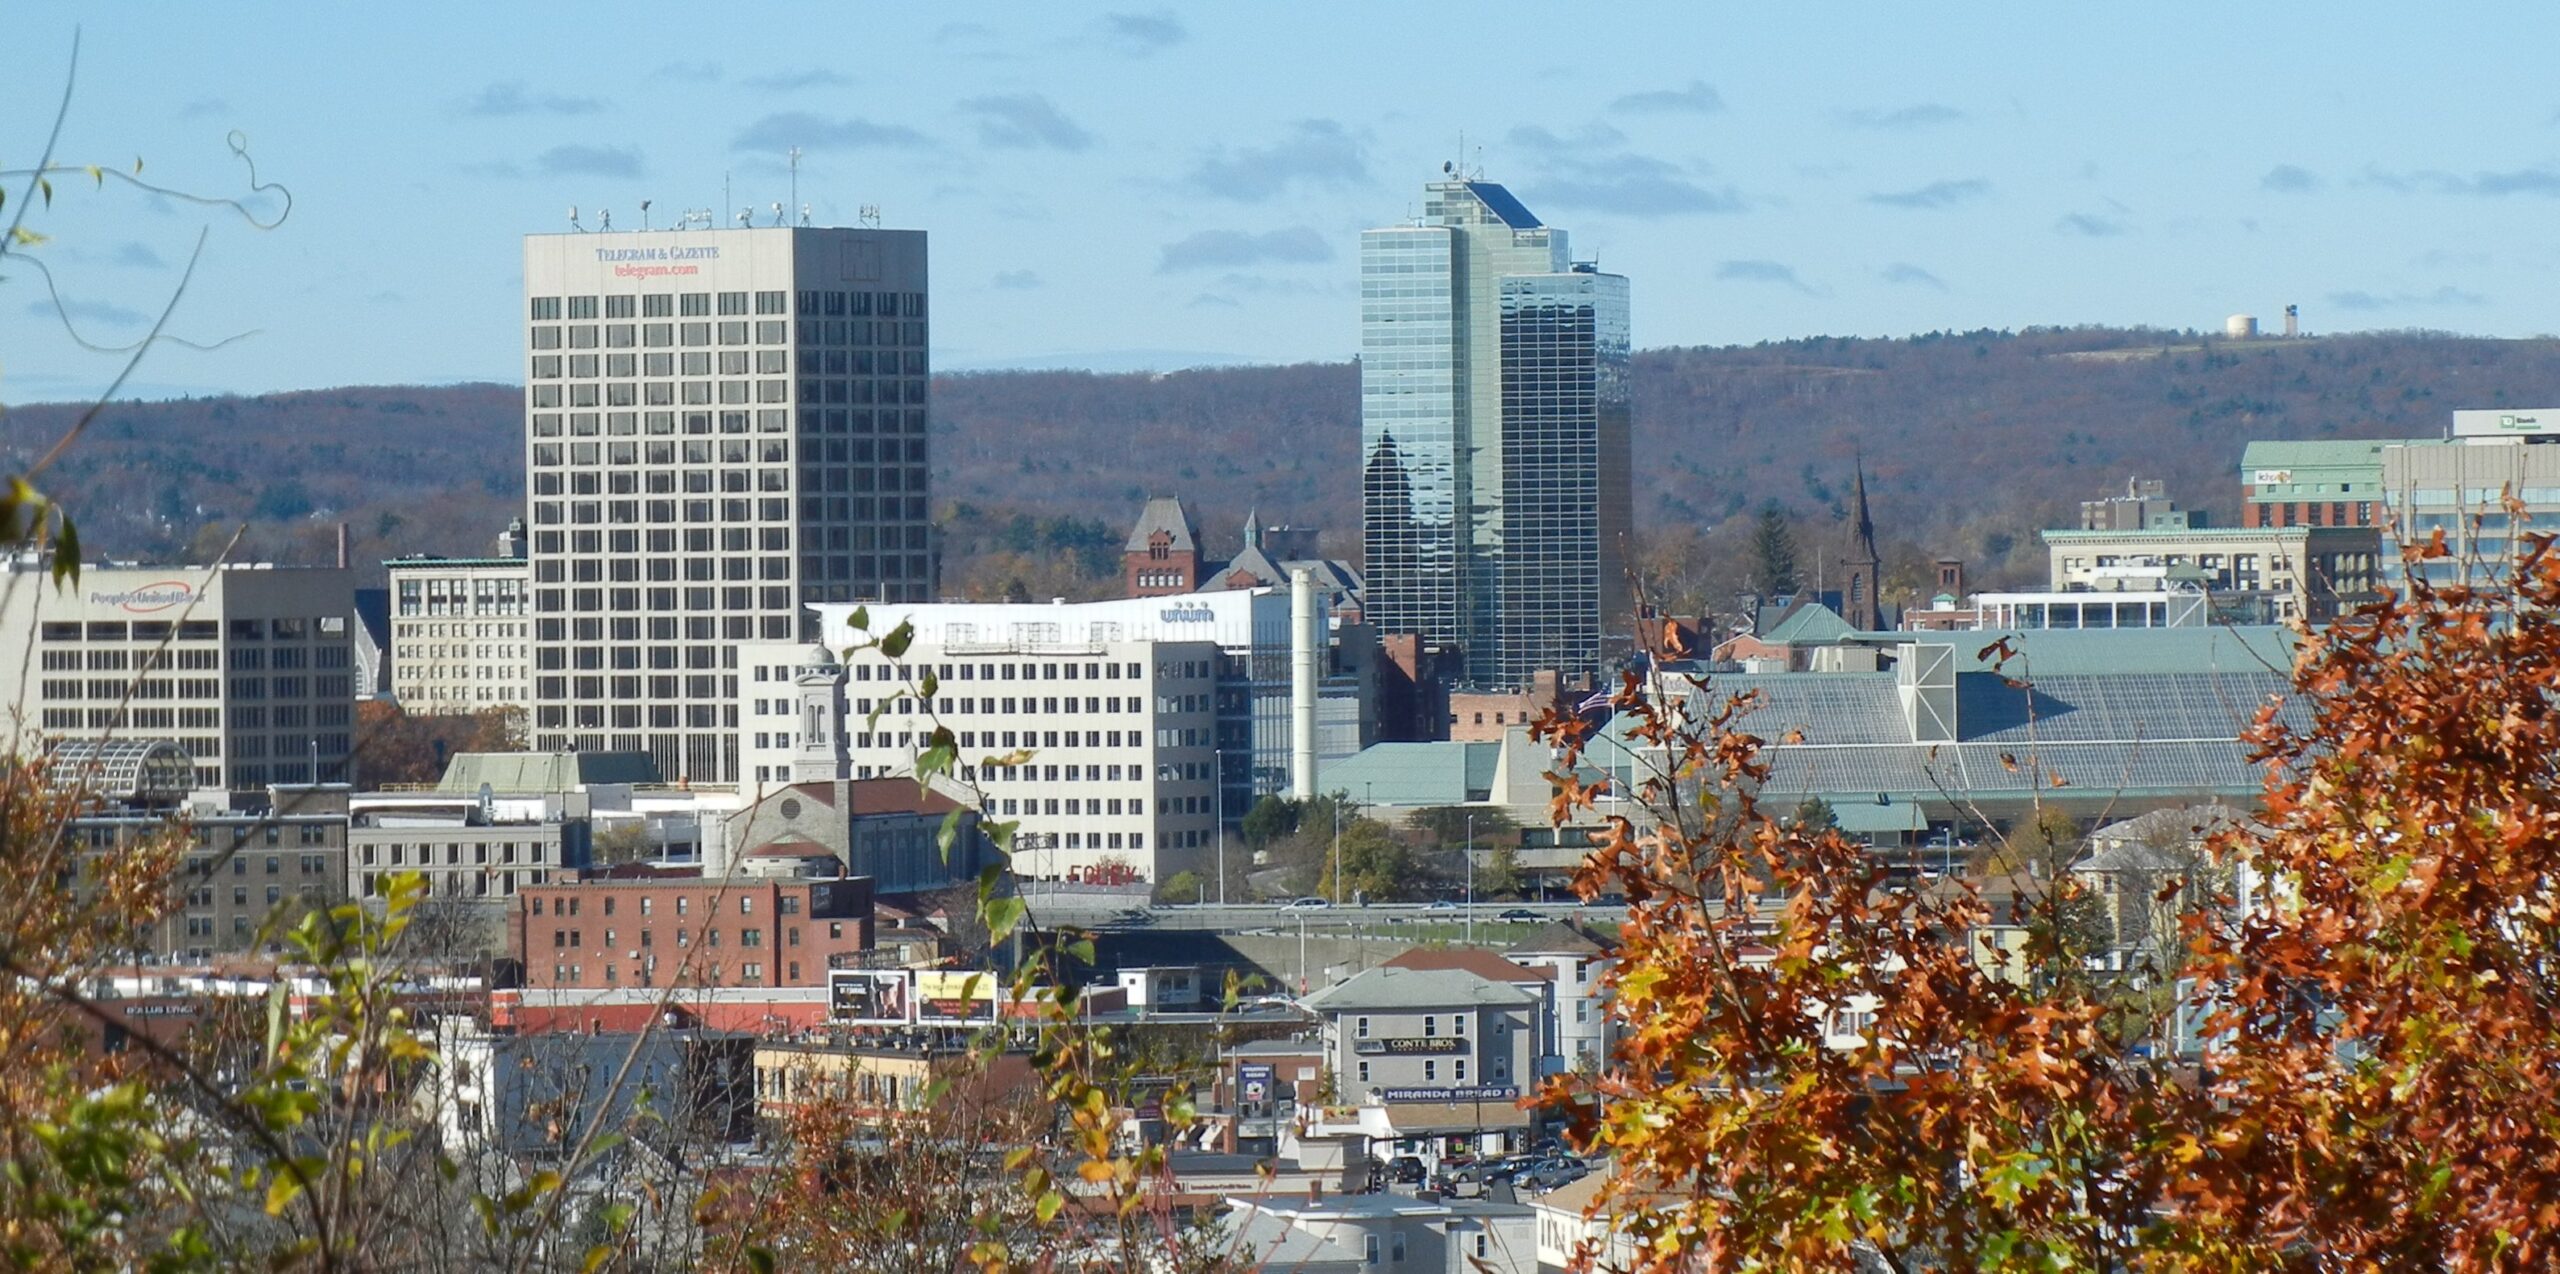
[532,290,925,322]
[38,618,345,643]
[361,841,552,867]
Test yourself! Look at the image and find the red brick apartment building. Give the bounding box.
[516,875,875,991]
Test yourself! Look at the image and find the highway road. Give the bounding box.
[1019,898,1626,934]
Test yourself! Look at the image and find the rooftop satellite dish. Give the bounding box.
[800,202,812,227]
[770,200,786,226]
[1443,160,1454,174]
[639,198,652,230]
[598,208,612,231]
[567,204,583,232]
[735,206,753,227]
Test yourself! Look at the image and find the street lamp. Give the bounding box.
[1465,813,1476,945]
[1331,796,1343,902]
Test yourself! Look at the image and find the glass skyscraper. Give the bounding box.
[1360,181,1630,689]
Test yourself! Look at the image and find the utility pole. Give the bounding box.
[1465,813,1476,945]
[1297,912,1309,995]
[1216,779,1227,905]
[1331,796,1343,902]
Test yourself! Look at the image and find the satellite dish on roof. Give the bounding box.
[478,781,495,824]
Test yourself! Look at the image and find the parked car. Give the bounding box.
[1496,907,1543,922]
[1280,896,1333,912]
[1388,1155,1428,1185]
[1518,1163,1586,1192]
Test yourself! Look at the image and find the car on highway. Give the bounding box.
[1517,1160,1588,1192]
[1279,896,1333,912]
[1495,907,1543,922]
[1421,899,1459,912]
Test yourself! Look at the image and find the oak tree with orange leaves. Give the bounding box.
[1539,518,2560,1272]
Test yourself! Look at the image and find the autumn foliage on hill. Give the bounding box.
[1541,525,2560,1270]
[18,330,2560,601]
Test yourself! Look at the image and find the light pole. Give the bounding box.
[1465,813,1476,945]
[1216,778,1228,906]
[1296,912,1310,995]
[1331,796,1343,903]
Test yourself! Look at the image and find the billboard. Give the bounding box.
[827,970,913,1025]
[1238,1064,1276,1108]
[915,969,1002,1022]
[2452,408,2560,438]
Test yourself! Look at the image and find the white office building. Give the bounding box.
[521,224,931,787]
[0,560,357,792]
[735,590,1373,882]
[384,525,531,713]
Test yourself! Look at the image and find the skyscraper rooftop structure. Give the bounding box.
[1360,179,1630,690]
[521,224,931,785]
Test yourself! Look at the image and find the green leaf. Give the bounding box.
[264,1172,303,1216]
[984,896,1028,941]
[847,605,869,634]
[49,514,78,587]
[745,1247,776,1274]
[879,619,914,658]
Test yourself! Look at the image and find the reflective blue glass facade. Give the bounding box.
[1360,182,1629,687]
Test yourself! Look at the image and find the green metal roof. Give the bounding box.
[1761,601,1854,645]
[1316,741,1499,806]
[1939,625,2298,676]
[2237,438,2400,471]
[1829,800,1928,835]
[435,751,661,793]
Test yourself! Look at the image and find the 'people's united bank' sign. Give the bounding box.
[90,581,195,614]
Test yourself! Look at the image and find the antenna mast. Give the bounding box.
[788,146,802,223]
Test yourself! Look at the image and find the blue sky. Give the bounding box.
[6,4,2560,401]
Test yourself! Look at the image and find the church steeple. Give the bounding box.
[1843,460,1883,631]
[1243,504,1263,551]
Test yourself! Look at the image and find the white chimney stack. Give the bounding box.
[1289,568,1319,801]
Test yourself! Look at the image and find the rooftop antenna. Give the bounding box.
[788,146,802,220]
[723,171,731,227]
[598,207,612,231]
[639,199,652,231]
[800,202,812,227]
[858,203,881,228]
[769,200,786,227]
[567,204,584,233]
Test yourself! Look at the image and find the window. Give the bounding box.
[1356,1061,1370,1083]
[1356,1016,1369,1039]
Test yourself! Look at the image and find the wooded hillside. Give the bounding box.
[9,328,2558,605]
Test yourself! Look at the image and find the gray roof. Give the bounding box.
[436,751,661,793]
[1123,496,1198,554]
[1301,965,1535,1013]
[2085,804,2268,863]
[1629,664,2301,805]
